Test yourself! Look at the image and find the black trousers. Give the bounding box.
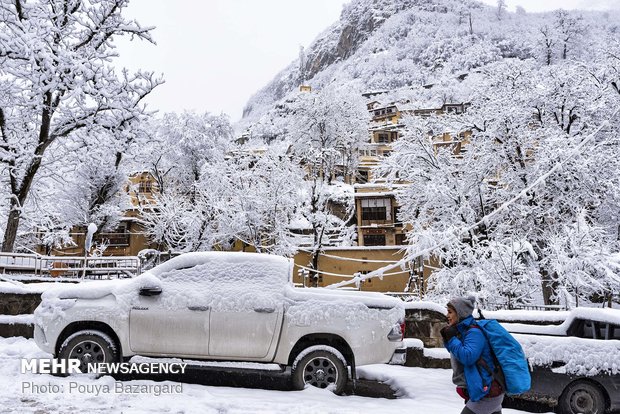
[460,407,501,414]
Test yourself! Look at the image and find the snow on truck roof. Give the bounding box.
[39,252,293,302]
[146,251,293,283]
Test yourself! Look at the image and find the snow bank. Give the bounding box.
[0,314,34,324]
[423,348,450,360]
[403,338,424,349]
[0,280,72,294]
[0,336,547,413]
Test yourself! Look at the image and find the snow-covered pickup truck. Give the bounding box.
[33,252,405,393]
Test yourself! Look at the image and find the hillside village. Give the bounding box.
[1,0,619,311]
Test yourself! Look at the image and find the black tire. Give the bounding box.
[559,381,606,414]
[291,347,348,394]
[58,330,119,374]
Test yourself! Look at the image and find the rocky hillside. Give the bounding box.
[241,0,618,126]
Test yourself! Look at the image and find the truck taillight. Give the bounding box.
[400,321,406,340]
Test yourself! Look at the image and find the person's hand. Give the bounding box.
[440,325,458,343]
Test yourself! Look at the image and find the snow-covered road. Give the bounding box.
[0,336,551,413]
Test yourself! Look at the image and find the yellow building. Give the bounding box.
[37,172,161,257]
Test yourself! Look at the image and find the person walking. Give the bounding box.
[441,296,504,414]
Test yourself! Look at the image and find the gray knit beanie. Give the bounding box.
[447,296,476,320]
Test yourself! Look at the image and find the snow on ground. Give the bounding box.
[0,337,550,414]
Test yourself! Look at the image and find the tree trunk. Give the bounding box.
[1,205,20,252]
[310,250,320,288]
[541,269,559,306]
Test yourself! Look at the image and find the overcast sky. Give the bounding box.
[115,0,619,122]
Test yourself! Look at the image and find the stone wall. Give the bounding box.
[404,308,447,348]
[0,292,41,338]
[404,348,451,369]
[0,293,41,315]
[0,323,33,338]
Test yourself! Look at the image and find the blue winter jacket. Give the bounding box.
[444,315,495,402]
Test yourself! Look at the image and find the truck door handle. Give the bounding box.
[187,306,209,311]
[254,307,275,313]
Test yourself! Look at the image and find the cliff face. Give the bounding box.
[240,0,486,124]
[242,0,418,121]
[241,0,616,126]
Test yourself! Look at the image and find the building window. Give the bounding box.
[360,149,378,157]
[393,206,402,227]
[377,133,389,143]
[395,233,407,245]
[95,223,130,247]
[361,198,391,221]
[363,234,386,246]
[138,180,153,194]
[358,170,369,183]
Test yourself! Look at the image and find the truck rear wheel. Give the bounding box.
[291,346,347,394]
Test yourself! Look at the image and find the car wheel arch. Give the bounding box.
[288,333,355,368]
[55,321,122,358]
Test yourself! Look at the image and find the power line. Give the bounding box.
[294,263,410,278]
[297,249,404,263]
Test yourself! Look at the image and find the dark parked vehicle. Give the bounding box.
[503,309,620,414]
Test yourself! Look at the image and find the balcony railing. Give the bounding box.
[0,252,141,279]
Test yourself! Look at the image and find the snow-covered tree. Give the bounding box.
[0,0,161,252]
[545,210,620,307]
[381,58,620,307]
[554,9,584,61]
[285,86,368,283]
[495,0,506,21]
[138,112,233,252]
[207,146,305,256]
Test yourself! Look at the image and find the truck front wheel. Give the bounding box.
[291,346,347,394]
[58,330,119,374]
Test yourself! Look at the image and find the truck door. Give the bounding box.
[208,293,283,359]
[129,269,210,357]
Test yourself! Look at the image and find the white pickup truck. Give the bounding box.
[34,252,405,393]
